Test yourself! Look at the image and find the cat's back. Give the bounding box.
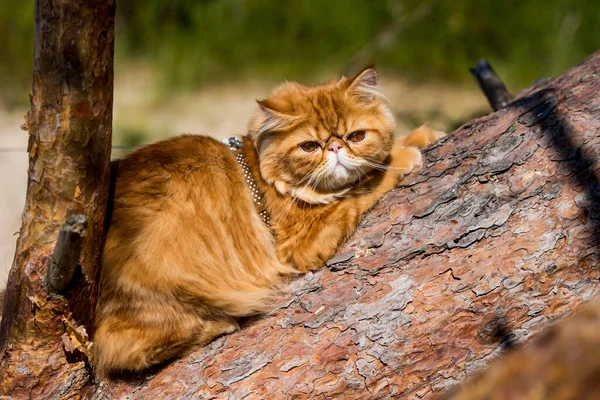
[104,134,247,271]
[110,135,240,208]
[115,135,233,187]
[96,134,288,376]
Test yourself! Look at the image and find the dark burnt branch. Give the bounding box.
[470,59,513,110]
[46,215,87,294]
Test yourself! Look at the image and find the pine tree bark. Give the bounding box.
[440,295,600,400]
[94,51,600,398]
[0,0,115,398]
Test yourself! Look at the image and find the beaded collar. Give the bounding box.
[224,137,270,226]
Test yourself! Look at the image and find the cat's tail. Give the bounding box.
[94,308,240,378]
[196,260,298,318]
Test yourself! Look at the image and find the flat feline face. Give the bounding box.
[249,68,396,194]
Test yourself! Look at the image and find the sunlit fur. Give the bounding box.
[94,67,445,377]
[249,68,397,204]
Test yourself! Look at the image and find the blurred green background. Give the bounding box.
[2,0,599,109]
[1,0,599,285]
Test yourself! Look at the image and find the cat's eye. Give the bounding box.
[300,141,320,153]
[348,130,366,143]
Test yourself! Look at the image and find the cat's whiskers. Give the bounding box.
[275,168,319,223]
[354,165,367,186]
[311,168,330,209]
[276,182,309,224]
[303,168,326,211]
[363,162,389,172]
[298,166,324,195]
[276,194,301,225]
[363,157,408,171]
[296,166,328,211]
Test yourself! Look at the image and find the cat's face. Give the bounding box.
[249,67,396,195]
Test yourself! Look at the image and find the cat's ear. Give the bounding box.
[345,65,384,103]
[254,99,299,136]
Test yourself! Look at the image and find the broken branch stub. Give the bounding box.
[46,214,88,294]
[470,59,513,111]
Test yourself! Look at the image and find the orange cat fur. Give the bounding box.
[94,67,444,377]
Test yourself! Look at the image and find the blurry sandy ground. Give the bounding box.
[0,69,487,288]
[0,110,28,288]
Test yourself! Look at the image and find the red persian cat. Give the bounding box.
[94,67,444,377]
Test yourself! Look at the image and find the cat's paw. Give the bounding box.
[399,125,447,149]
[388,145,422,177]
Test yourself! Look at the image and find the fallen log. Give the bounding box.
[94,51,600,399]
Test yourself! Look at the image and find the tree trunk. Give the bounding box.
[0,0,115,398]
[94,51,600,399]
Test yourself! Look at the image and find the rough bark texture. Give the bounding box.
[95,52,600,399]
[0,0,114,398]
[440,295,600,400]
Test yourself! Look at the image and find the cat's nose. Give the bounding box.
[328,142,342,154]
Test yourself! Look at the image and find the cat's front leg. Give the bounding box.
[387,144,423,181]
[397,125,447,149]
[345,128,446,237]
[386,125,447,185]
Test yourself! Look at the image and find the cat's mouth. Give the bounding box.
[327,155,350,176]
[321,156,364,191]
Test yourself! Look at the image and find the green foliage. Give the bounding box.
[120,126,148,147]
[0,1,34,107]
[2,0,600,106]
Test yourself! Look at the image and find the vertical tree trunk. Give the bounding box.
[0,0,115,397]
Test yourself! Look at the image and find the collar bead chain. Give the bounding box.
[226,137,270,226]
